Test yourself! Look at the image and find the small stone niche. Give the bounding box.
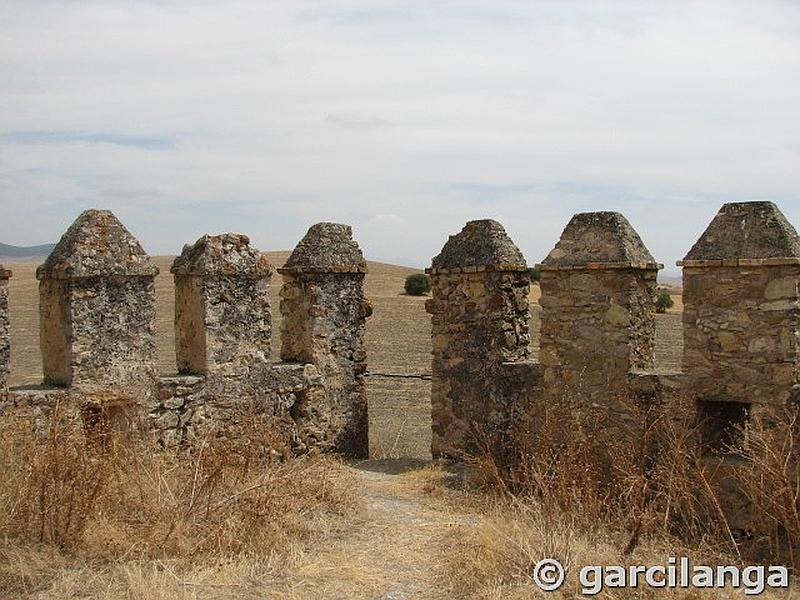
[697,399,750,455]
[82,400,135,444]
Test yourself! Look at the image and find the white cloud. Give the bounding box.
[0,0,798,273]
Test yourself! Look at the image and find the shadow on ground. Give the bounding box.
[349,457,430,475]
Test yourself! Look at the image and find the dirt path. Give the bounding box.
[281,461,464,599]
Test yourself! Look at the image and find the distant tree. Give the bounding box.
[529,267,541,283]
[656,291,675,314]
[404,273,431,296]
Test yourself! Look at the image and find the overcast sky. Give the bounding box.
[1,1,799,273]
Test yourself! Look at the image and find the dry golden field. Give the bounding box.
[5,255,683,459]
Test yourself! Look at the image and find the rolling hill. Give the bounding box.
[0,242,56,260]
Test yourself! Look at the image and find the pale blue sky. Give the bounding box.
[1,1,799,273]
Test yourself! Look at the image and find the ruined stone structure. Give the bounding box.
[427,200,800,528]
[677,202,800,474]
[1,210,371,457]
[1,200,799,529]
[172,233,273,377]
[680,202,800,412]
[538,212,661,388]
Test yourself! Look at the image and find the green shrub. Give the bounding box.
[655,291,674,313]
[404,273,431,296]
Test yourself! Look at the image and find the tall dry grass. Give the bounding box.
[467,389,729,549]
[0,402,360,597]
[439,389,800,597]
[734,402,800,569]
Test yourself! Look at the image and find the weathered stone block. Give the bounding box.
[171,233,273,376]
[537,212,661,400]
[681,202,800,408]
[427,220,530,458]
[278,223,371,458]
[764,276,798,300]
[36,209,158,394]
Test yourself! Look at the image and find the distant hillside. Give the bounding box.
[0,242,56,260]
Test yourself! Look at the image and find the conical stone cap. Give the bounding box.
[37,209,158,280]
[280,223,367,274]
[429,219,527,273]
[539,211,659,270]
[682,201,800,265]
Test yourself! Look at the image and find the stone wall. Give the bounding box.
[4,196,800,519]
[426,200,800,533]
[678,202,800,528]
[1,210,372,457]
[683,264,800,406]
[681,202,800,411]
[146,363,327,451]
[426,213,665,458]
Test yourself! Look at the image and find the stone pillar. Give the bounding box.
[278,223,372,458]
[680,201,800,430]
[0,265,11,393]
[36,209,159,394]
[537,212,661,399]
[679,201,800,531]
[425,220,530,458]
[171,233,273,377]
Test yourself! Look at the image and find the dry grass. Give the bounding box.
[437,502,782,599]
[0,404,361,598]
[734,403,800,569]
[1,253,704,597]
[432,385,800,598]
[1,363,796,598]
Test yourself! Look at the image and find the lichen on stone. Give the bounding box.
[282,222,367,273]
[171,233,272,278]
[431,219,527,271]
[684,201,800,261]
[36,209,159,280]
[541,211,656,267]
[172,233,273,377]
